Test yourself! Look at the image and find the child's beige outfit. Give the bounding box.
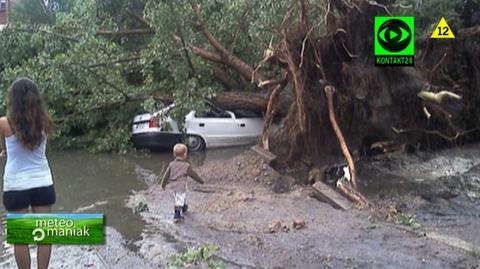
[160,158,204,220]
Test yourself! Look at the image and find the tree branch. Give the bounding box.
[12,26,79,42]
[324,85,358,189]
[126,10,152,28]
[189,44,223,63]
[96,28,155,36]
[262,75,288,150]
[189,0,265,86]
[38,0,49,17]
[228,6,250,53]
[83,68,130,101]
[169,2,196,76]
[88,56,141,68]
[212,67,240,91]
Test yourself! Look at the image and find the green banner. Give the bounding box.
[6,213,104,244]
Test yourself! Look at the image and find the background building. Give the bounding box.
[0,0,10,26]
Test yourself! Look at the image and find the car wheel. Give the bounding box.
[185,135,205,151]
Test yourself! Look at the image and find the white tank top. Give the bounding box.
[3,135,53,191]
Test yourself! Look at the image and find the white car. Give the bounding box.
[131,103,264,151]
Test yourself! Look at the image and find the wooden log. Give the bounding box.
[337,179,369,207]
[310,181,352,210]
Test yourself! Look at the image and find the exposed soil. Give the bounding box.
[127,148,480,269]
[0,147,478,268]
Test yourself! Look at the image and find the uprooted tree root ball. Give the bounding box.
[188,0,480,201]
[260,0,480,161]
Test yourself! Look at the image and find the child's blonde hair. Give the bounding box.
[173,143,188,160]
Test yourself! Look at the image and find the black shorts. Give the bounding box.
[3,185,56,211]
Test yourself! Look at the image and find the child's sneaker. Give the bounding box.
[174,206,182,223]
[182,204,188,214]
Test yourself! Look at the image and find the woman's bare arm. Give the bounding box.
[0,117,7,157]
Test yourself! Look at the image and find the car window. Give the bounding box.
[196,108,231,118]
[233,109,262,118]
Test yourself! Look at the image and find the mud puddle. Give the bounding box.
[0,147,249,268]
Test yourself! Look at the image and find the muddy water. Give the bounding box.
[358,144,480,198]
[0,147,248,244]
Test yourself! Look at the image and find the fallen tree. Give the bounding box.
[185,0,480,202]
[3,0,478,170]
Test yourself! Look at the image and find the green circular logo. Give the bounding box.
[377,19,412,52]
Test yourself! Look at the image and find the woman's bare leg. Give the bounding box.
[10,208,30,269]
[31,206,52,269]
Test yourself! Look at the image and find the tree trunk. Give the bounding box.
[211,92,268,112]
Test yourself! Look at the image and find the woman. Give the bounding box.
[1,78,55,269]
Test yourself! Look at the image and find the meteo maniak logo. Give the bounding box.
[6,213,104,244]
[374,16,415,66]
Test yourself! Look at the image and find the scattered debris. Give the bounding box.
[134,201,149,214]
[268,220,295,233]
[292,219,306,230]
[74,200,108,213]
[251,145,277,166]
[232,191,255,202]
[308,167,323,184]
[268,221,282,233]
[247,235,263,247]
[167,244,225,269]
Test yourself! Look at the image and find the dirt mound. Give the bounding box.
[197,149,294,193]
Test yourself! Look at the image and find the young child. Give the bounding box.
[160,143,205,223]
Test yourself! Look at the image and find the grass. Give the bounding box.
[6,217,104,244]
[472,250,480,259]
[167,244,226,269]
[395,213,422,229]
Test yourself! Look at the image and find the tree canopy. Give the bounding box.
[0,0,478,153]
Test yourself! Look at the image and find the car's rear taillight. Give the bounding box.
[149,117,159,128]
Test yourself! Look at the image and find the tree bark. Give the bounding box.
[213,67,240,91]
[96,28,155,36]
[262,78,288,150]
[211,92,268,112]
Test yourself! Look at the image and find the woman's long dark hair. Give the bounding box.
[7,78,53,150]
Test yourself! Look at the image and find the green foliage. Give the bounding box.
[167,244,226,269]
[1,0,476,152]
[10,0,74,24]
[0,0,292,152]
[395,213,421,229]
[401,0,480,36]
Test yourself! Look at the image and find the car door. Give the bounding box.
[234,113,264,145]
[185,109,237,148]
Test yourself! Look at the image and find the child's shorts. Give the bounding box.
[174,192,187,207]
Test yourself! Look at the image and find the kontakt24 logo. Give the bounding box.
[374,16,415,66]
[6,213,104,244]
